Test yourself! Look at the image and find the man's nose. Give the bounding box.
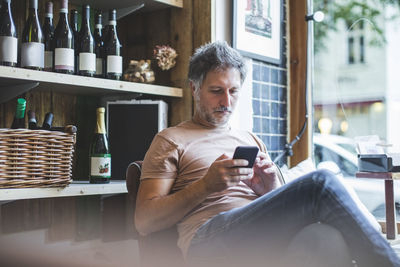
[219,91,231,107]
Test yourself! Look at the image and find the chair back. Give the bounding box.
[125,161,185,267]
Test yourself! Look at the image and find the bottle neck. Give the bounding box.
[70,12,78,31]
[96,112,106,134]
[81,16,90,31]
[45,13,53,25]
[59,10,68,24]
[3,1,11,15]
[29,7,38,15]
[15,105,25,119]
[108,19,117,29]
[28,7,39,22]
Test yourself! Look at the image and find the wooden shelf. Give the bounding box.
[70,0,183,10]
[0,180,127,201]
[0,66,183,102]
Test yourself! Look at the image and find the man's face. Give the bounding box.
[193,68,242,126]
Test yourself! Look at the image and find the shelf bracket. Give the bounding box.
[0,81,39,103]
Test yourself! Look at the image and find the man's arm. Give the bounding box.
[134,154,252,236]
[134,176,210,236]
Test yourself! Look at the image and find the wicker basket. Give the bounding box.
[0,128,76,188]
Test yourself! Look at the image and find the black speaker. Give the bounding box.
[106,100,168,180]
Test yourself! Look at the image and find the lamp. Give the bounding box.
[306,11,325,22]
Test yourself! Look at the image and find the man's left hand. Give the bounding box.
[242,152,282,196]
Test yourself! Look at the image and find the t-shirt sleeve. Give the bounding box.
[140,134,179,181]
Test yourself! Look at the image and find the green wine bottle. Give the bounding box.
[10,98,26,129]
[89,107,111,183]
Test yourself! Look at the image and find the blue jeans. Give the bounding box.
[187,170,400,267]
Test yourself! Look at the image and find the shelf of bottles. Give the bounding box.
[0,180,128,201]
[0,0,183,102]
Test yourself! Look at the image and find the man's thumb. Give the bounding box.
[216,153,229,161]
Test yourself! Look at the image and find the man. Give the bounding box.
[135,41,399,266]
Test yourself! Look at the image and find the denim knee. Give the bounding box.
[310,169,338,184]
[295,169,340,193]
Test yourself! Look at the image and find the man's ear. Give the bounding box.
[190,81,196,97]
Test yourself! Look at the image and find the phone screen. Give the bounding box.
[232,146,259,168]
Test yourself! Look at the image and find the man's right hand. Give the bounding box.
[201,154,254,193]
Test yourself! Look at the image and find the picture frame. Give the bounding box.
[233,0,283,65]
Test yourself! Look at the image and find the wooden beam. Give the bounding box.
[169,0,196,126]
[288,0,309,167]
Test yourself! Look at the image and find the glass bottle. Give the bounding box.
[89,107,111,183]
[21,0,44,70]
[0,0,17,67]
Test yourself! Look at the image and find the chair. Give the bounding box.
[126,161,352,267]
[125,161,185,267]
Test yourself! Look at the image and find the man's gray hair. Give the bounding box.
[188,41,247,91]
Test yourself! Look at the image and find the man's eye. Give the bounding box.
[230,89,239,95]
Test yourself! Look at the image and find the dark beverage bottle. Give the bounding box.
[42,112,53,130]
[54,0,74,74]
[42,1,54,71]
[104,9,122,80]
[70,9,78,74]
[89,107,111,184]
[93,12,104,78]
[28,110,38,129]
[21,0,44,70]
[78,5,95,77]
[0,0,17,67]
[10,98,26,129]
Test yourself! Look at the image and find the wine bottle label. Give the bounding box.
[54,48,74,71]
[21,42,45,68]
[106,55,122,74]
[90,154,111,178]
[44,51,53,71]
[96,58,103,75]
[0,36,18,63]
[79,52,96,72]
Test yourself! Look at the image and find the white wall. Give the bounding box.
[212,0,254,132]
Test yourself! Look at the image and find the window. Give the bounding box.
[313,0,400,218]
[347,23,365,64]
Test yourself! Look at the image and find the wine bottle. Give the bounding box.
[42,1,54,71]
[89,107,111,184]
[42,112,53,130]
[28,110,38,130]
[78,5,95,77]
[10,98,26,129]
[21,0,44,70]
[93,12,104,78]
[104,9,122,80]
[54,0,74,74]
[70,9,78,74]
[0,0,17,67]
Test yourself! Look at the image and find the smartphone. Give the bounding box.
[232,146,259,168]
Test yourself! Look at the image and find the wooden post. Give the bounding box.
[288,0,309,167]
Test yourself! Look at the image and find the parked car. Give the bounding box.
[313,133,400,220]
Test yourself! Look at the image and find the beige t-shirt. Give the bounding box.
[140,120,267,257]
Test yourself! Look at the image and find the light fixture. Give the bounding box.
[305,11,325,22]
[318,117,333,134]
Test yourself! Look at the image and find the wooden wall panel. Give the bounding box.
[169,0,194,126]
[289,0,309,166]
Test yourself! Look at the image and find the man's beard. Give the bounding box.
[197,104,232,126]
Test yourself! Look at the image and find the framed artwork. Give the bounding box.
[233,0,283,64]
